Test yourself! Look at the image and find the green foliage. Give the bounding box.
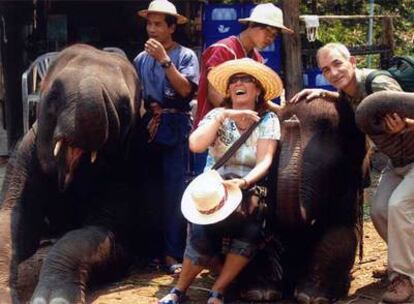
[299,0,414,67]
[207,0,413,67]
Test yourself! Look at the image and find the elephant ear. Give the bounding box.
[356,91,414,167]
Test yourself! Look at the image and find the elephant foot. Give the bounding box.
[31,281,82,304]
[31,298,72,304]
[240,287,282,302]
[31,289,79,304]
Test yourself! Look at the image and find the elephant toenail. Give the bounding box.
[264,289,282,301]
[312,296,330,304]
[296,292,311,304]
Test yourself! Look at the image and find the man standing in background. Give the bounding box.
[134,0,199,275]
[192,3,292,173]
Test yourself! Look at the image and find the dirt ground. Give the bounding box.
[85,153,391,303]
[0,154,395,304]
[86,220,388,304]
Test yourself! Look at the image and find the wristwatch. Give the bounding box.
[161,59,172,69]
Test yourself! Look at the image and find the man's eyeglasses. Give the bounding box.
[228,75,257,85]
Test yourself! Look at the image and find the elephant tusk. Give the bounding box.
[54,140,62,157]
[91,151,97,163]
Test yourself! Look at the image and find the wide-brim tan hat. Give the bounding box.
[208,58,283,101]
[239,3,293,34]
[181,170,242,225]
[138,0,188,25]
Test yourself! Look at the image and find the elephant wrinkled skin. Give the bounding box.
[355,91,414,167]
[0,44,146,304]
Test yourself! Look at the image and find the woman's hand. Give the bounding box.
[224,109,260,123]
[223,179,259,217]
[384,113,407,134]
[223,178,248,190]
[289,89,338,104]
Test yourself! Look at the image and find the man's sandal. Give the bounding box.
[158,287,186,304]
[207,290,224,304]
[163,263,183,275]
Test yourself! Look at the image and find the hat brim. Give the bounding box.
[239,18,294,34]
[181,172,242,225]
[138,9,188,24]
[207,58,283,101]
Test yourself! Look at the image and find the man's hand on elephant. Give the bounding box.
[404,117,414,131]
[384,113,407,134]
[0,287,18,304]
[144,38,169,63]
[289,89,339,104]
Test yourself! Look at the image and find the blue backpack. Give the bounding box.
[365,56,414,94]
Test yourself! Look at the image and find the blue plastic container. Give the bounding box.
[303,68,336,91]
[202,20,242,38]
[242,3,255,18]
[203,4,242,21]
[202,36,224,49]
[202,4,243,41]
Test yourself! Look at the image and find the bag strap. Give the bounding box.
[365,70,393,95]
[212,113,265,170]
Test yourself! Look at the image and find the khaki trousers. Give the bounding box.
[370,161,414,283]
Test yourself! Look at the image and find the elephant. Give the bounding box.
[240,97,367,303]
[355,91,414,167]
[0,44,148,304]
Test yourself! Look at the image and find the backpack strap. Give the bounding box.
[365,70,394,95]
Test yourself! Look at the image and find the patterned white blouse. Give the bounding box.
[199,108,281,178]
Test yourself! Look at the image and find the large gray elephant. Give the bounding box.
[241,97,367,303]
[0,44,147,303]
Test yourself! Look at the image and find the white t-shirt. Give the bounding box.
[200,108,280,177]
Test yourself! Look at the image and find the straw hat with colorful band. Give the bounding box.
[207,58,283,101]
[138,0,188,25]
[181,170,242,225]
[239,3,293,34]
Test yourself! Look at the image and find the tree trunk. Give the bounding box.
[280,0,303,101]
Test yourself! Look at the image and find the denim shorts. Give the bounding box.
[184,212,264,267]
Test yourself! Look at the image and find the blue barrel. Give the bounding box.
[303,68,336,91]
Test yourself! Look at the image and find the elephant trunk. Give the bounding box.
[356,91,414,167]
[276,117,304,230]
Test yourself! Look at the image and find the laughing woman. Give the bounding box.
[158,58,283,304]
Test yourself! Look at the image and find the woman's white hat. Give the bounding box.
[207,58,283,101]
[239,3,293,34]
[138,0,188,25]
[181,170,242,225]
